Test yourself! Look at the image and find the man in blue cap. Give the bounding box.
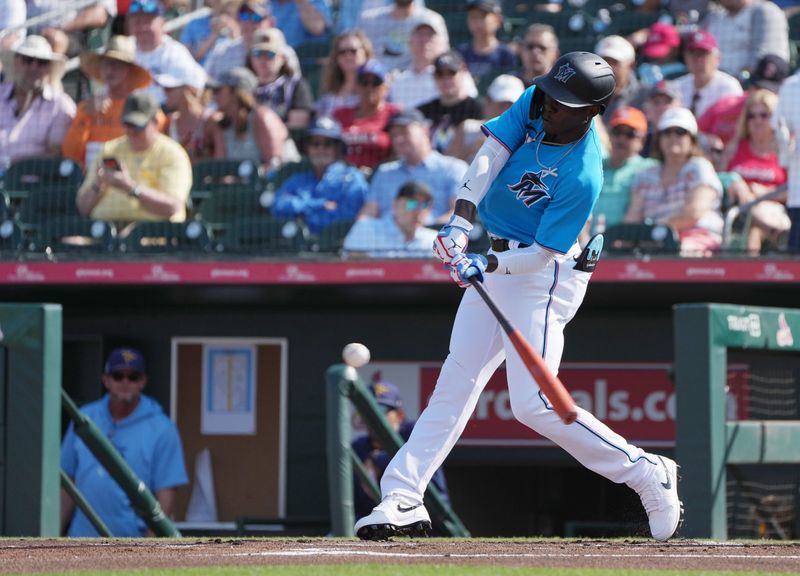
[60,347,188,537]
[271,116,368,234]
[351,379,450,521]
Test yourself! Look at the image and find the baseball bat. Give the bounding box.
[469,277,578,425]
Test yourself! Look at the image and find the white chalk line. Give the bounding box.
[190,547,800,561]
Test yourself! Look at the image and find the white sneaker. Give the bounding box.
[637,455,683,541]
[354,494,432,540]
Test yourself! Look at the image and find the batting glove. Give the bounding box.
[449,253,487,288]
[433,215,473,263]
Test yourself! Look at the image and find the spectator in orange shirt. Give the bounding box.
[62,35,156,169]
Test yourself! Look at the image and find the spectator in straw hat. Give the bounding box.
[0,35,76,173]
[63,35,163,169]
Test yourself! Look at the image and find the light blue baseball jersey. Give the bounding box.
[479,85,604,254]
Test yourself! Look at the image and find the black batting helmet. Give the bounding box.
[533,51,616,112]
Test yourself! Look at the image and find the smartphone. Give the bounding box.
[102,157,121,171]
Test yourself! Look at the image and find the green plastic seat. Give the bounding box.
[33,216,117,253]
[121,221,213,254]
[222,216,308,255]
[2,157,84,200]
[604,222,680,255]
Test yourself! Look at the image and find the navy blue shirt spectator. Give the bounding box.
[457,0,516,80]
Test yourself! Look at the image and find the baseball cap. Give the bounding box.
[487,74,525,103]
[357,59,387,81]
[609,106,647,134]
[121,92,160,128]
[369,381,402,410]
[307,116,344,142]
[411,12,446,35]
[466,0,502,14]
[128,0,164,16]
[641,22,681,60]
[154,64,206,91]
[648,79,681,103]
[434,50,466,73]
[207,66,258,92]
[685,29,718,52]
[750,54,790,93]
[594,35,635,66]
[252,28,286,55]
[657,106,697,135]
[239,0,270,17]
[386,108,428,130]
[104,347,146,374]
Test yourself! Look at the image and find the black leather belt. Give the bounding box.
[490,238,531,252]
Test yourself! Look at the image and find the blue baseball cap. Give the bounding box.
[357,59,387,82]
[104,347,146,373]
[369,381,402,410]
[308,116,344,142]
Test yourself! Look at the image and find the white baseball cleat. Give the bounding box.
[637,455,683,541]
[354,494,432,541]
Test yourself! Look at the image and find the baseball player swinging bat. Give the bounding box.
[467,275,578,424]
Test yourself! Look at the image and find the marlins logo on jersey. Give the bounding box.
[508,170,551,207]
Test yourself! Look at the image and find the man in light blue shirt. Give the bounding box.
[61,347,188,537]
[344,180,438,257]
[361,109,468,224]
[271,0,332,47]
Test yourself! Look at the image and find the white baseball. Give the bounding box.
[342,342,370,368]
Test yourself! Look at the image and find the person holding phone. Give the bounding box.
[76,92,192,229]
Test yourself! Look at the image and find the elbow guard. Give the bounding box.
[456,135,510,206]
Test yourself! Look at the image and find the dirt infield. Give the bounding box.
[3,538,800,573]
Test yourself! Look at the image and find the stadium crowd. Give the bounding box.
[0,0,799,256]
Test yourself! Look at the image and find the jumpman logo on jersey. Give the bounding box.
[508,170,551,207]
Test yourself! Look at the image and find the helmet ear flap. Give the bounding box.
[529,87,545,120]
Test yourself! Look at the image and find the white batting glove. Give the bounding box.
[432,214,473,263]
[449,253,487,288]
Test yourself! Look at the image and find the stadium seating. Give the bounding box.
[120,221,214,254]
[221,216,308,254]
[604,222,680,255]
[33,217,117,254]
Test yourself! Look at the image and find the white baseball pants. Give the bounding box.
[381,245,659,502]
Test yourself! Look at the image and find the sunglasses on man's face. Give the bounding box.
[110,371,144,382]
[252,48,278,60]
[358,75,383,88]
[661,127,690,137]
[524,42,551,52]
[239,11,265,23]
[129,1,160,15]
[123,121,146,131]
[434,69,457,79]
[308,139,337,149]
[610,127,639,139]
[402,199,431,210]
[19,55,50,67]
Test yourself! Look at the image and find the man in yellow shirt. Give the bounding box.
[76,92,191,228]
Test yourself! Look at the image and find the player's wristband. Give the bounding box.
[448,214,473,233]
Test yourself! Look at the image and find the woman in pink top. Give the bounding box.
[722,89,790,254]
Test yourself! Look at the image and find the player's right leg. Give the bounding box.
[355,288,506,540]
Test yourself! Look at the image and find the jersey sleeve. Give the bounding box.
[481,85,535,153]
